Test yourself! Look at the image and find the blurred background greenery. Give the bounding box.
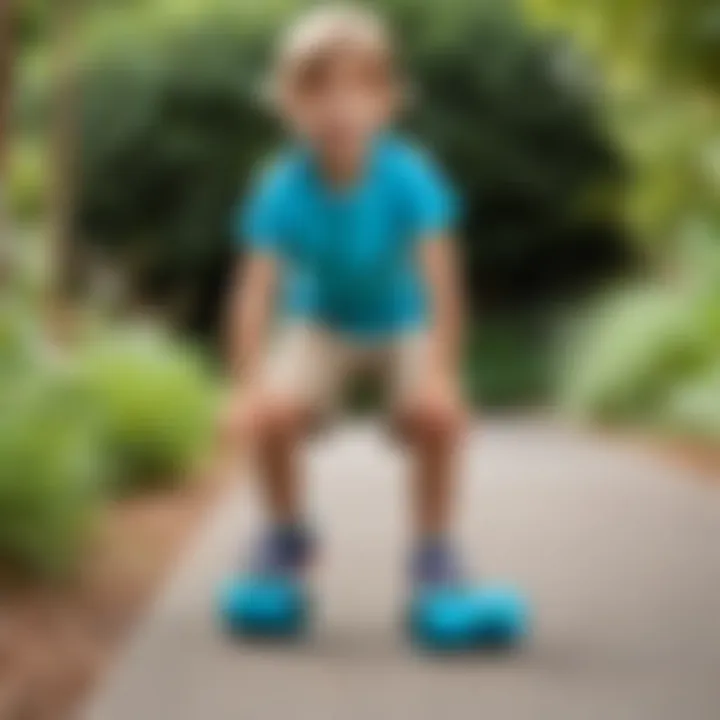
[2,0,719,577]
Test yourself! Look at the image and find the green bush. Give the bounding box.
[558,222,720,428]
[0,295,102,578]
[0,269,217,576]
[558,280,720,424]
[663,366,720,440]
[0,366,103,578]
[0,301,37,378]
[80,326,216,492]
[559,284,699,419]
[465,317,552,408]
[6,140,47,222]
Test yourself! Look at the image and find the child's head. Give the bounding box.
[269,4,401,166]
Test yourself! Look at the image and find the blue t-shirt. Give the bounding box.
[236,135,458,339]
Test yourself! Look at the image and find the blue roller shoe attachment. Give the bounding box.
[219,574,309,638]
[408,583,530,651]
[217,523,313,640]
[406,538,530,651]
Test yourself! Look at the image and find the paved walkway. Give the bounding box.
[83,420,720,720]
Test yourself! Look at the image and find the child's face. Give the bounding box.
[280,49,397,167]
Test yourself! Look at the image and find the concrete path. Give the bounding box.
[83,420,720,720]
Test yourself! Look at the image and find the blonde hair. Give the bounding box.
[265,3,397,103]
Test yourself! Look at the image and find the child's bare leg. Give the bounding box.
[252,398,309,524]
[221,394,315,575]
[396,390,467,587]
[402,401,465,536]
[236,326,332,527]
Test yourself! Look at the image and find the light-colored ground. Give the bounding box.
[83,420,720,720]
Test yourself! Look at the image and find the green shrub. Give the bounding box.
[6,140,47,222]
[663,366,720,440]
[558,275,720,422]
[80,327,216,492]
[0,366,103,578]
[558,222,720,428]
[0,301,34,377]
[465,317,552,408]
[0,299,217,576]
[0,298,52,390]
[559,284,700,419]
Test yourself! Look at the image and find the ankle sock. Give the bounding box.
[251,521,314,576]
[411,536,463,588]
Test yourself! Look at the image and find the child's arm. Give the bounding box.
[226,253,278,385]
[218,253,277,458]
[419,234,465,381]
[220,162,285,455]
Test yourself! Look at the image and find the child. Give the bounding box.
[220,4,523,648]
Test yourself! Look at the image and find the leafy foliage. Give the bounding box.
[525,0,720,93]
[664,366,720,439]
[525,0,720,253]
[79,326,216,492]
[0,363,103,578]
[0,300,40,379]
[465,316,552,408]
[5,139,48,222]
[559,229,720,434]
[17,0,49,46]
[559,284,702,419]
[0,265,217,577]
[529,0,720,433]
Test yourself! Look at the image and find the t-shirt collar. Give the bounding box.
[302,133,388,201]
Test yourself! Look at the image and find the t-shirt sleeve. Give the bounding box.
[402,151,460,242]
[232,164,287,254]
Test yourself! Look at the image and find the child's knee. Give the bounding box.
[253,395,308,444]
[222,393,307,449]
[400,400,465,448]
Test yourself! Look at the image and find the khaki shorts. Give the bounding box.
[260,325,431,416]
